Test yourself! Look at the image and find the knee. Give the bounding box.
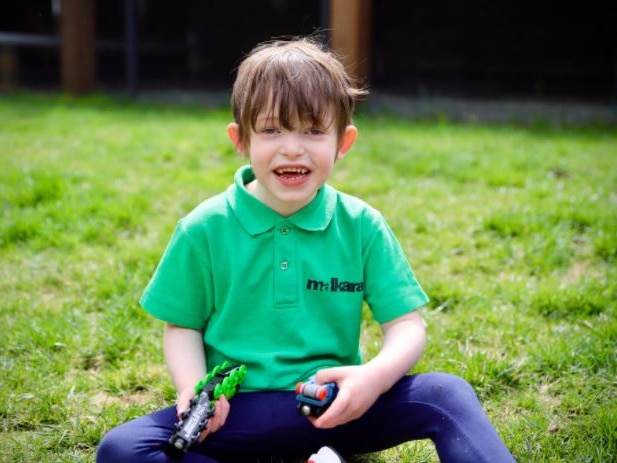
[96,425,132,463]
[418,373,480,410]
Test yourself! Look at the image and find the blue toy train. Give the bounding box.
[295,379,338,417]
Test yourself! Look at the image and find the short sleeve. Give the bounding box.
[362,213,429,323]
[140,220,213,330]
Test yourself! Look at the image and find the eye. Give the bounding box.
[261,127,279,134]
[305,128,325,136]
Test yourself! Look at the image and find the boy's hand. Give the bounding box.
[309,311,427,429]
[176,390,230,442]
[309,365,381,429]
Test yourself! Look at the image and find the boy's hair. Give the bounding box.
[231,37,368,148]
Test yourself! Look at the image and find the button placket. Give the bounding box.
[274,221,297,308]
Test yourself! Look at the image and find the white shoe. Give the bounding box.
[307,446,346,463]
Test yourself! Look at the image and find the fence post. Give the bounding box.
[329,0,372,84]
[60,0,96,94]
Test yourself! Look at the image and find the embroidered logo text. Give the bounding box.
[306,278,364,293]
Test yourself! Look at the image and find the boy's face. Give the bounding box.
[227,109,357,217]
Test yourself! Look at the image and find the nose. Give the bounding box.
[280,132,304,157]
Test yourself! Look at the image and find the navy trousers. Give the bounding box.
[96,373,516,463]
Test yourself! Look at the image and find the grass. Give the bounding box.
[1,92,616,462]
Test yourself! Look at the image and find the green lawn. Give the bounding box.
[1,93,616,462]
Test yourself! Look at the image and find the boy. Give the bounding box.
[97,37,515,463]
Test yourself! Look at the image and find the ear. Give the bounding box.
[336,125,358,161]
[227,123,247,155]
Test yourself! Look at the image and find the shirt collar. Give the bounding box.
[226,165,337,236]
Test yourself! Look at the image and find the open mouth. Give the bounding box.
[274,166,311,182]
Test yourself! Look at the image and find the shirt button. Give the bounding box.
[280,260,289,270]
[280,226,290,235]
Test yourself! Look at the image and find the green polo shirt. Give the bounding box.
[141,165,428,391]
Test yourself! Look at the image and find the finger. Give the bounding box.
[315,367,343,385]
[176,397,192,418]
[197,406,219,442]
[312,391,350,429]
[313,406,344,429]
[209,400,225,429]
[217,395,230,416]
[197,396,231,442]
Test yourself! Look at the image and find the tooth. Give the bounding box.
[276,167,308,175]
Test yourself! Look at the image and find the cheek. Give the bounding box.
[246,146,269,168]
[317,156,338,173]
